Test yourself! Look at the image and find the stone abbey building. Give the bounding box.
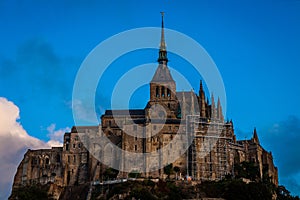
[12,14,278,193]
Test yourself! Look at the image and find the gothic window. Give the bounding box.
[66,142,70,151]
[78,143,81,148]
[156,87,159,97]
[73,155,76,163]
[73,143,76,148]
[45,157,50,165]
[31,157,37,165]
[56,154,61,163]
[168,103,170,109]
[161,86,165,97]
[135,145,137,151]
[108,120,112,127]
[68,156,70,163]
[167,88,171,97]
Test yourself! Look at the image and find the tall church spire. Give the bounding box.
[151,12,174,83]
[158,12,168,64]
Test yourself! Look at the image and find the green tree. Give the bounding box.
[103,167,119,180]
[234,161,260,181]
[277,185,300,200]
[128,170,141,178]
[164,163,173,179]
[173,166,180,180]
[10,185,50,200]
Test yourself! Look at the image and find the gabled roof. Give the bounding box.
[104,109,145,116]
[151,63,174,83]
[71,126,99,133]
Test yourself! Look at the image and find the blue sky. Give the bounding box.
[0,0,300,197]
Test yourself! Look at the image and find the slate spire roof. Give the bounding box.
[151,12,174,83]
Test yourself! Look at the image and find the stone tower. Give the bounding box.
[147,12,178,119]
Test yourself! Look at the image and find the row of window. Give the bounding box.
[73,143,82,149]
[155,86,171,98]
[31,154,61,165]
[67,155,77,163]
[65,142,82,151]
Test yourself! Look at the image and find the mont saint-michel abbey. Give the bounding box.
[12,14,278,194]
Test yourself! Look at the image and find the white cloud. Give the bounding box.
[0,97,68,199]
[46,123,70,147]
[69,99,98,124]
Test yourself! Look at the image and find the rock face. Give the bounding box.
[10,14,278,199]
[12,147,64,187]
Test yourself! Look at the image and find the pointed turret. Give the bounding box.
[199,80,204,94]
[199,80,206,118]
[181,91,186,118]
[253,128,260,144]
[217,97,224,121]
[211,93,217,120]
[190,90,195,114]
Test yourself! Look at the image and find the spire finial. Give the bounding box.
[160,12,165,50]
[158,12,168,64]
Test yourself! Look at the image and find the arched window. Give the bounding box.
[161,86,165,97]
[56,154,61,163]
[156,87,159,97]
[66,142,70,151]
[167,88,171,97]
[45,157,50,165]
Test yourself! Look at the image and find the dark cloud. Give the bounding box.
[262,116,300,176]
[0,38,76,102]
[260,115,300,195]
[0,59,17,78]
[17,38,59,68]
[16,38,69,96]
